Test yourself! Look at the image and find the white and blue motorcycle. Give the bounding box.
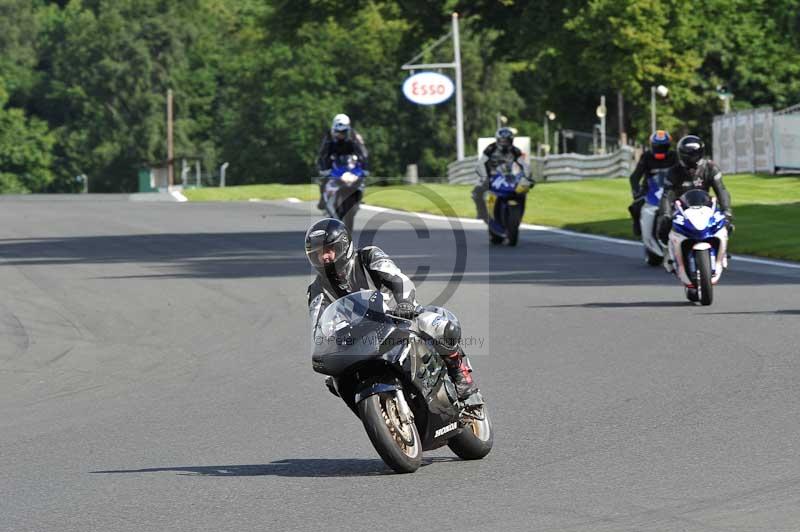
[639,169,670,266]
[667,190,729,305]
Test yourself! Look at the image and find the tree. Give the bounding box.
[0,79,55,192]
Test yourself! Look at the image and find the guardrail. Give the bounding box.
[447,157,480,184]
[538,146,634,181]
[447,146,634,184]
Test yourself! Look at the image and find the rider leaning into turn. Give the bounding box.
[316,114,369,210]
[628,130,677,236]
[471,127,533,223]
[657,134,733,252]
[305,218,479,399]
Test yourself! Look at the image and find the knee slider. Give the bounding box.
[442,320,461,349]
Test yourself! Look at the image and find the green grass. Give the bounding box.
[183,183,318,202]
[184,174,800,262]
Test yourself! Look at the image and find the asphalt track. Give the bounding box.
[1,195,799,532]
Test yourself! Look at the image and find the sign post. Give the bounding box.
[402,13,465,160]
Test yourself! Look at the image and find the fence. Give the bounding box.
[773,105,800,170]
[447,146,634,184]
[712,108,774,174]
[712,105,800,173]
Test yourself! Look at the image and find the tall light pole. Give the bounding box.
[651,84,668,133]
[452,13,464,160]
[496,113,507,130]
[166,89,174,187]
[543,110,556,156]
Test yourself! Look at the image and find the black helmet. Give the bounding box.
[677,135,704,169]
[495,127,514,150]
[304,218,354,280]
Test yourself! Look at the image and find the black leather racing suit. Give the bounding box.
[316,130,369,173]
[308,246,462,358]
[628,149,677,235]
[629,149,677,197]
[657,159,732,242]
[471,143,532,222]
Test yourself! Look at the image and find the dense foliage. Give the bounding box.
[0,0,798,192]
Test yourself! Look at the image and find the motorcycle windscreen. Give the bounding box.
[679,189,713,208]
[311,290,394,375]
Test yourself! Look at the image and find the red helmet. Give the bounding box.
[650,130,671,160]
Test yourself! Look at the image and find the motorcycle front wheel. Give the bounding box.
[358,392,421,473]
[695,248,714,306]
[505,205,523,247]
[337,193,360,232]
[447,404,493,460]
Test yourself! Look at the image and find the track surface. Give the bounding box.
[1,196,798,532]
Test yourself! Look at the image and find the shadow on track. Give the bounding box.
[702,309,800,316]
[0,228,794,286]
[530,301,690,309]
[91,457,459,478]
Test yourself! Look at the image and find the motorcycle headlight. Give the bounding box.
[320,312,350,337]
[341,172,357,185]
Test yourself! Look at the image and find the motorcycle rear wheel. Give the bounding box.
[447,405,493,460]
[358,393,421,473]
[645,249,662,266]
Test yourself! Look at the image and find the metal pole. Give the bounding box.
[543,115,549,156]
[181,158,188,186]
[195,160,201,187]
[724,96,730,114]
[452,13,465,160]
[167,89,174,188]
[650,85,656,134]
[617,90,626,145]
[220,162,229,188]
[600,95,607,154]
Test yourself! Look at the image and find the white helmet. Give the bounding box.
[331,113,351,138]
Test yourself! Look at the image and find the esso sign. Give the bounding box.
[402,72,454,105]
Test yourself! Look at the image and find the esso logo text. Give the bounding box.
[402,72,455,105]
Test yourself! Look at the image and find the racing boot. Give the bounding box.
[663,254,676,274]
[472,188,489,223]
[442,348,479,400]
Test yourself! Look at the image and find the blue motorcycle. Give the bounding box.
[667,189,730,305]
[483,164,533,246]
[324,154,366,231]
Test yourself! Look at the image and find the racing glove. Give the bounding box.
[723,210,735,234]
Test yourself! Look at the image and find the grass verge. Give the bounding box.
[184,174,800,262]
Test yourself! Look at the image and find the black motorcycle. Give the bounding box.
[312,290,493,473]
